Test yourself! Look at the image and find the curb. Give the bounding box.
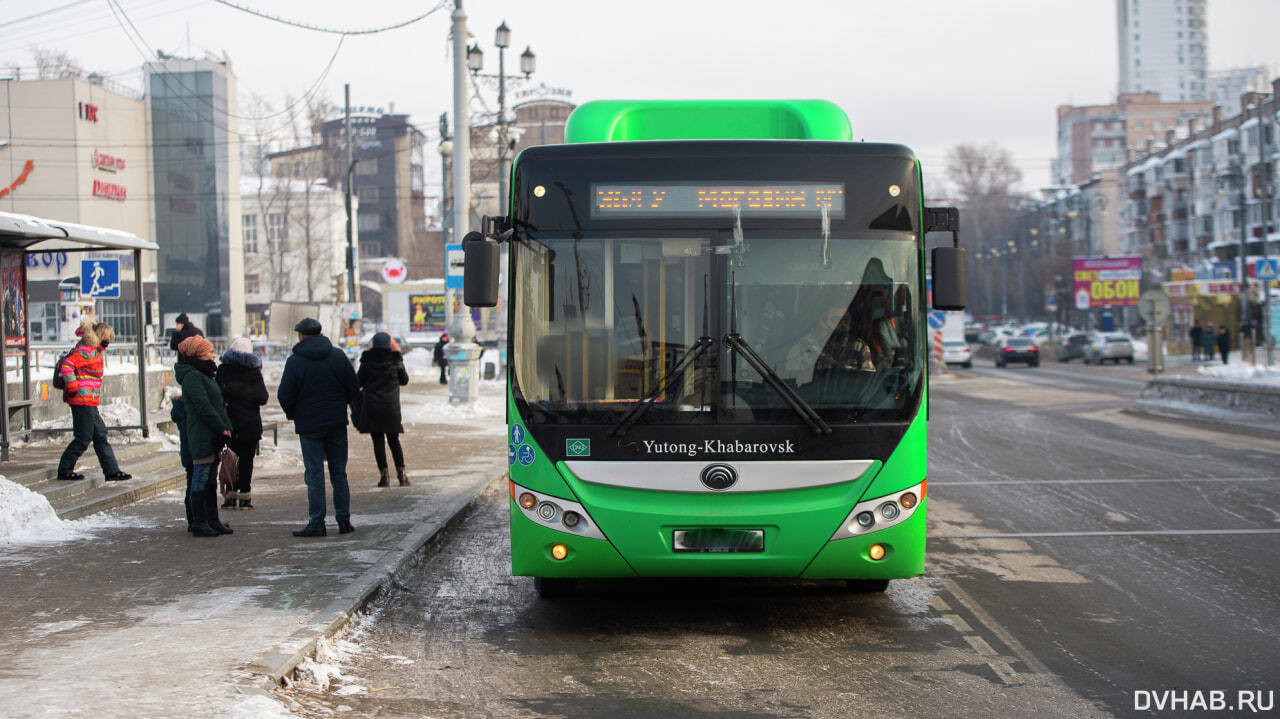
[55,471,187,520]
[236,467,506,697]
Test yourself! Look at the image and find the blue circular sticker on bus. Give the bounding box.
[517,444,536,466]
[508,444,518,466]
[510,425,525,445]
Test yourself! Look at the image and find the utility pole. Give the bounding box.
[448,0,472,335]
[344,84,356,306]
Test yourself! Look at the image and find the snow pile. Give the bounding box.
[0,477,73,545]
[402,386,504,430]
[0,477,128,545]
[402,347,440,377]
[1196,361,1280,387]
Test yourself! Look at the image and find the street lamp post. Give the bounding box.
[467,22,535,214]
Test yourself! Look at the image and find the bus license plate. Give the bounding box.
[673,528,765,553]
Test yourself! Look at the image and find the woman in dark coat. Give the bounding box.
[176,336,234,537]
[217,337,269,509]
[357,332,411,486]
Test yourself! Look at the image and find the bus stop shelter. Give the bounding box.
[0,211,158,460]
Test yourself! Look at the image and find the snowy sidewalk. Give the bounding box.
[0,379,507,719]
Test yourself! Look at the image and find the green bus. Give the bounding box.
[465,100,964,597]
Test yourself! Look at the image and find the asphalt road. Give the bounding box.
[284,360,1280,718]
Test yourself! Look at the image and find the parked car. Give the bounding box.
[995,336,1040,367]
[942,339,972,368]
[1083,332,1135,365]
[1056,333,1089,362]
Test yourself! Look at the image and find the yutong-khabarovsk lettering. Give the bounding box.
[641,440,797,456]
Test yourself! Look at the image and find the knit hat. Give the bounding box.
[177,335,215,361]
[371,331,391,349]
[294,317,322,335]
[175,313,190,325]
[229,337,253,354]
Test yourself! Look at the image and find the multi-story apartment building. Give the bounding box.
[1055,93,1213,186]
[1120,80,1280,341]
[1116,0,1208,103]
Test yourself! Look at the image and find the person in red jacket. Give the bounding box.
[56,320,130,481]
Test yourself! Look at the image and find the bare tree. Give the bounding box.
[31,47,83,79]
[946,143,1027,319]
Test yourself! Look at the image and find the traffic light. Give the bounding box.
[333,275,345,302]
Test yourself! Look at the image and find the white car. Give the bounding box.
[1083,332,1135,365]
[942,339,972,368]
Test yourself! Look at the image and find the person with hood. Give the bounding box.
[433,332,450,384]
[357,331,411,487]
[175,335,234,537]
[217,337,269,510]
[277,317,360,537]
[56,320,130,481]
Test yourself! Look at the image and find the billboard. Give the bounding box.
[409,294,447,333]
[1073,256,1142,309]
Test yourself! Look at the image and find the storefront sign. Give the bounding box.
[92,149,125,172]
[409,294,446,333]
[92,179,127,201]
[1072,256,1142,309]
[78,101,99,122]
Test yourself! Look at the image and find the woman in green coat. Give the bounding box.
[176,336,234,537]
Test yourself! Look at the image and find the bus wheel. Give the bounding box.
[535,577,575,599]
[845,579,890,593]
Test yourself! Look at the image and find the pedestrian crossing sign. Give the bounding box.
[1257,259,1279,281]
[81,258,120,298]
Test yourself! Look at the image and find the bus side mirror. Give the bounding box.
[931,247,966,311]
[463,231,500,308]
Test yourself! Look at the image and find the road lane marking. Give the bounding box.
[934,477,1280,486]
[937,576,1054,677]
[933,528,1280,538]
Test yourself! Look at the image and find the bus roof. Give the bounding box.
[564,100,852,143]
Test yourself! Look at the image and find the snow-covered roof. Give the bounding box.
[0,212,158,251]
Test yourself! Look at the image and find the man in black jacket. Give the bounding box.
[277,318,360,537]
[168,313,203,351]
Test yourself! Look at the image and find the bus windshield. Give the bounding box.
[511,230,921,427]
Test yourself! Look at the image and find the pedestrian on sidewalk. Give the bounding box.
[217,337,268,510]
[1200,322,1217,362]
[1216,325,1231,365]
[167,313,204,530]
[176,335,234,537]
[277,318,360,537]
[1189,321,1203,361]
[433,332,450,384]
[56,320,131,482]
[356,331,411,487]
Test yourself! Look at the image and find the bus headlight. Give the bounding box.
[562,511,581,528]
[537,502,558,521]
[880,502,900,521]
[855,512,875,528]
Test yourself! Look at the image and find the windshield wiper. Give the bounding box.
[722,333,832,436]
[609,336,716,437]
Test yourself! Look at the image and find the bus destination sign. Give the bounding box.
[592,183,845,218]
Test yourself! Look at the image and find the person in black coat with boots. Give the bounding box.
[357,332,411,487]
[217,337,269,509]
[433,332,449,384]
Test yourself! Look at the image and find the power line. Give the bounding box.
[210,0,450,36]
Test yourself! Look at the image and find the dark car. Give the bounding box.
[996,337,1040,367]
[1057,333,1089,362]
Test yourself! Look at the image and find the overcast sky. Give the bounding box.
[3,0,1278,196]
